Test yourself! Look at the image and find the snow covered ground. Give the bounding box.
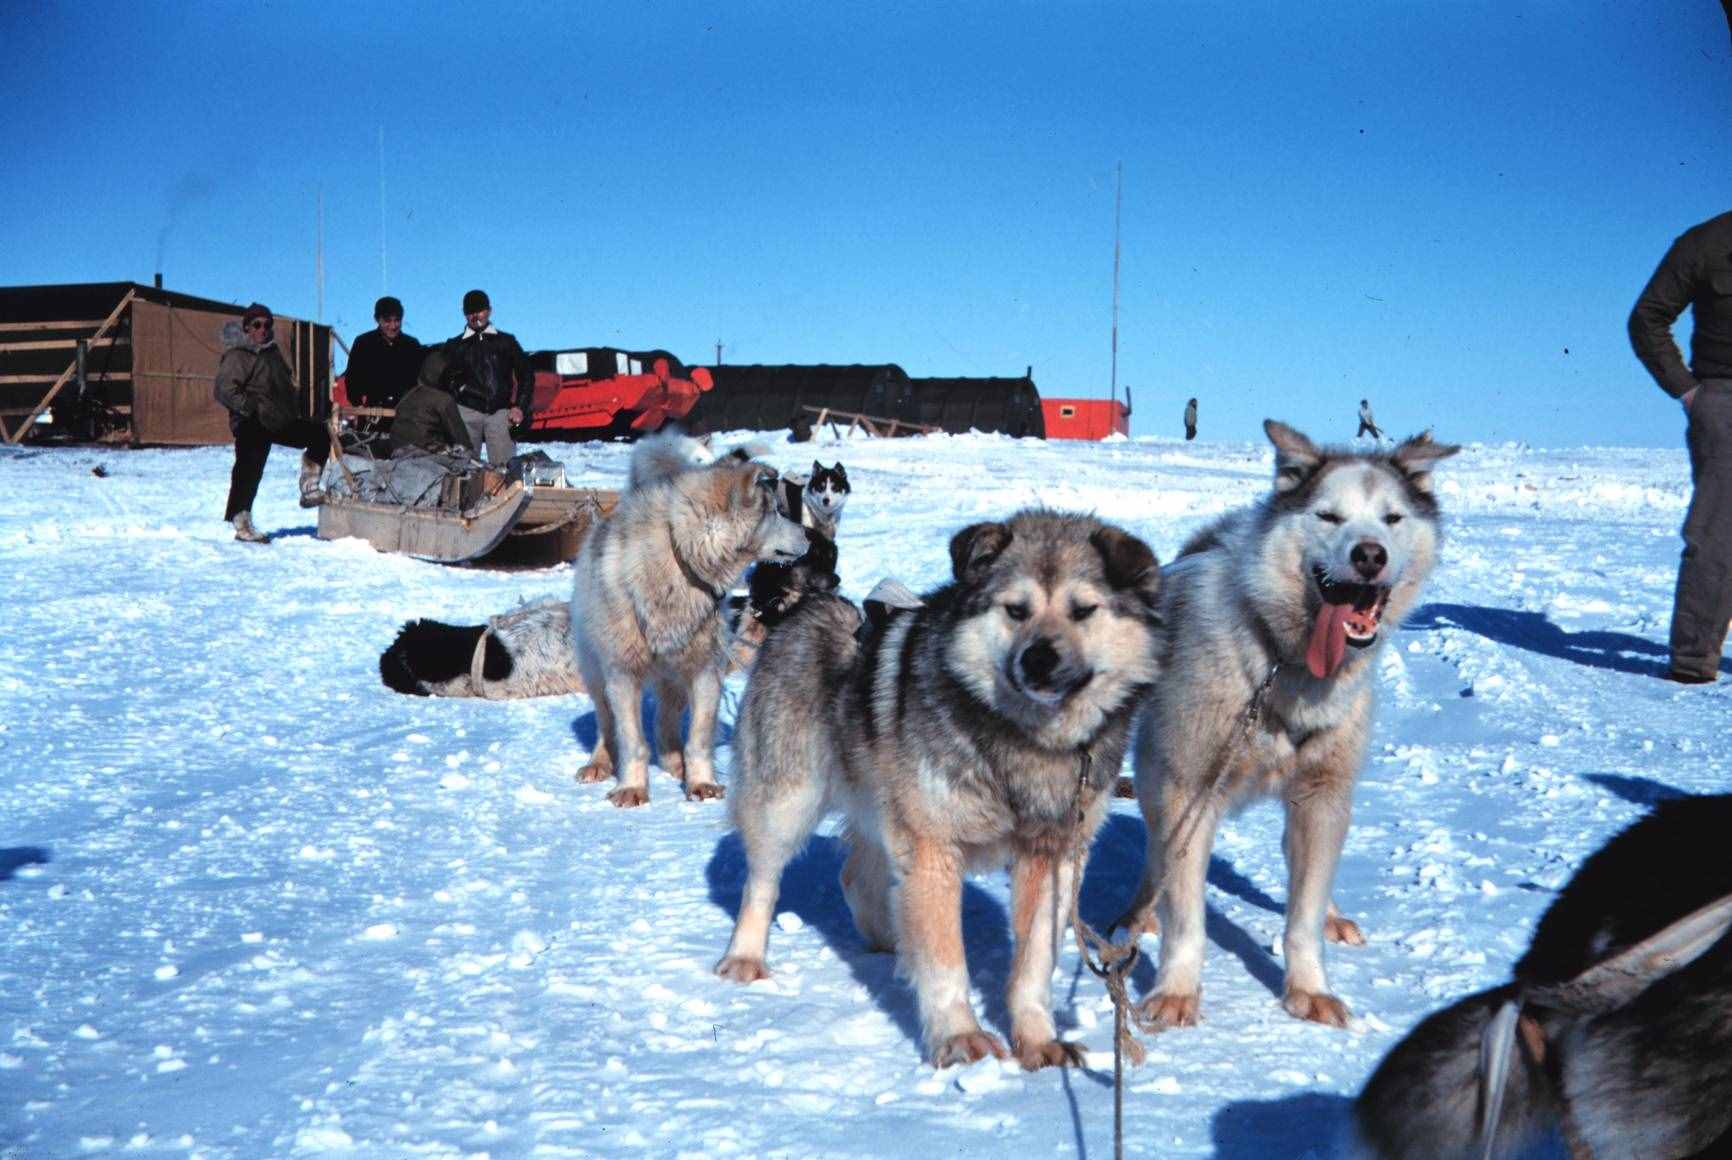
[0,429,1721,1158]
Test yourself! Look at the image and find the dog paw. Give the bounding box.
[685,782,725,802]
[1283,988,1350,1027]
[1325,913,1366,946]
[715,955,769,983]
[930,1031,1007,1068]
[576,762,613,785]
[1013,1038,1086,1071]
[1137,991,1200,1029]
[607,785,649,808]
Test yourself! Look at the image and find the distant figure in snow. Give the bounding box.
[1630,208,1732,684]
[1356,398,1383,440]
[212,303,330,544]
[440,289,534,464]
[1183,397,1198,441]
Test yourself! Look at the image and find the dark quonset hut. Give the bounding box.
[680,364,915,436]
[906,373,1045,438]
[0,281,331,446]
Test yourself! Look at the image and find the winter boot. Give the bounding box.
[298,453,325,508]
[232,511,271,544]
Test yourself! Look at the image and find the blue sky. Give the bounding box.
[4,2,1729,446]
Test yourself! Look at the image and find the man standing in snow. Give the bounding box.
[213,303,330,544]
[441,289,533,464]
[1183,396,1198,441]
[1629,209,1732,684]
[1356,399,1383,440]
[343,295,422,410]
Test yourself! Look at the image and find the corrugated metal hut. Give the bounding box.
[905,372,1044,438]
[0,281,332,446]
[680,364,915,436]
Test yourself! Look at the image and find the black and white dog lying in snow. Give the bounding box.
[379,597,586,698]
[1354,793,1732,1159]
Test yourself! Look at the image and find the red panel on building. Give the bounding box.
[1041,397,1129,440]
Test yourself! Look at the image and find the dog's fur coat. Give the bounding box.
[1354,795,1732,1159]
[1118,420,1458,1030]
[716,509,1164,1069]
[572,434,807,806]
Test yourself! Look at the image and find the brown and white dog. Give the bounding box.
[717,509,1164,1068]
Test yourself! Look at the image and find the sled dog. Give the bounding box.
[380,597,584,698]
[717,509,1163,1069]
[572,440,807,807]
[1354,794,1732,1159]
[1118,420,1458,1029]
[777,461,850,542]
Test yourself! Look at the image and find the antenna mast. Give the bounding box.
[379,126,388,293]
[1110,160,1122,403]
[315,187,324,323]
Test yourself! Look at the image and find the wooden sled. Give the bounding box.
[315,406,618,566]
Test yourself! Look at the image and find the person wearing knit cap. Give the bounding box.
[342,294,423,421]
[440,288,534,463]
[211,302,331,544]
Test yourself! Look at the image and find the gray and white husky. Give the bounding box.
[717,509,1164,1069]
[572,433,807,807]
[1118,419,1459,1029]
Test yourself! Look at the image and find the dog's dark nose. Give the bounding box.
[1351,540,1387,580]
[1020,638,1060,686]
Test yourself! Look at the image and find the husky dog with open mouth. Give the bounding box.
[1117,419,1458,1030]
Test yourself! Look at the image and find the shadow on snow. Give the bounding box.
[1405,602,1729,677]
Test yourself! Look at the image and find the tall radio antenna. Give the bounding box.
[379,126,388,293]
[1110,160,1122,403]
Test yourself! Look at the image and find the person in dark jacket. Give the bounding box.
[213,303,330,544]
[390,348,475,456]
[1183,397,1198,441]
[1629,208,1732,683]
[442,289,533,463]
[343,294,422,413]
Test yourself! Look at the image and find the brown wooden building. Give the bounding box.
[0,281,332,446]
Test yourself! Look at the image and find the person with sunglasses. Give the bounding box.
[212,302,331,544]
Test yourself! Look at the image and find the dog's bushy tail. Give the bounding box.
[627,428,711,490]
[380,619,513,696]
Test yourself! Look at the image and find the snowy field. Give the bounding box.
[0,428,1720,1158]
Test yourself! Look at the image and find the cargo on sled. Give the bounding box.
[314,406,617,565]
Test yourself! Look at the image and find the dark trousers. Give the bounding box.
[224,416,330,520]
[1357,420,1382,439]
[1670,380,1732,677]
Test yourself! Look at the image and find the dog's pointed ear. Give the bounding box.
[1390,429,1460,494]
[736,464,776,503]
[950,521,1013,583]
[1264,420,1322,493]
[1524,890,1732,1017]
[1091,526,1161,610]
[812,459,824,476]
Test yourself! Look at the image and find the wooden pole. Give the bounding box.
[5,289,135,445]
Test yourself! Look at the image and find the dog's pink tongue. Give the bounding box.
[1307,603,1352,679]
